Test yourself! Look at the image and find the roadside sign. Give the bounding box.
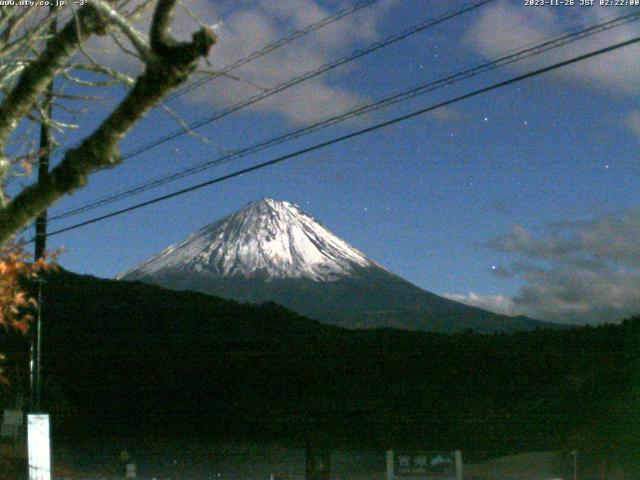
[386,450,462,480]
[1,409,23,442]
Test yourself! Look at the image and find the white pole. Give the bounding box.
[454,450,463,480]
[386,450,394,480]
[27,414,51,480]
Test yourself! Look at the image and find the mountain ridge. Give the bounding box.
[118,198,557,333]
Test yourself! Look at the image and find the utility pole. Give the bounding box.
[28,278,45,410]
[34,7,56,261]
[35,278,44,410]
[27,8,56,480]
[33,94,52,259]
[30,3,56,414]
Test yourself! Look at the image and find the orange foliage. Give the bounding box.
[0,239,58,384]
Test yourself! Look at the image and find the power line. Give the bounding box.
[37,0,384,166]
[40,34,640,240]
[48,11,640,222]
[165,0,384,102]
[12,0,489,199]
[15,0,490,194]
[118,0,497,161]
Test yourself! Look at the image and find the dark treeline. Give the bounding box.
[1,269,639,472]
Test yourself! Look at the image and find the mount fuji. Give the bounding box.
[117,198,553,333]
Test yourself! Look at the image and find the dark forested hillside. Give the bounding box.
[1,269,638,469]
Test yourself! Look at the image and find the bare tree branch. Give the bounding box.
[90,0,155,62]
[0,0,216,243]
[0,6,108,149]
[71,63,136,87]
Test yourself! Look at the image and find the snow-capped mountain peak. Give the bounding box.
[118,198,378,282]
[117,198,553,333]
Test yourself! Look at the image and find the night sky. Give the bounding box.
[11,0,640,324]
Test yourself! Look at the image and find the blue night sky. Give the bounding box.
[11,0,640,323]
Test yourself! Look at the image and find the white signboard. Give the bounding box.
[27,414,51,480]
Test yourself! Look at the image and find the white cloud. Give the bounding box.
[460,3,640,325]
[427,106,466,123]
[87,0,396,125]
[463,0,640,95]
[199,0,397,124]
[448,208,640,325]
[627,111,640,138]
[443,292,520,317]
[487,207,640,325]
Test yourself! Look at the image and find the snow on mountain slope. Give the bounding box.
[118,198,379,282]
[117,198,557,333]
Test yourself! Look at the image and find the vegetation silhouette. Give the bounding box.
[1,268,637,474]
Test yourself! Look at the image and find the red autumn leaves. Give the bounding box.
[0,240,58,385]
